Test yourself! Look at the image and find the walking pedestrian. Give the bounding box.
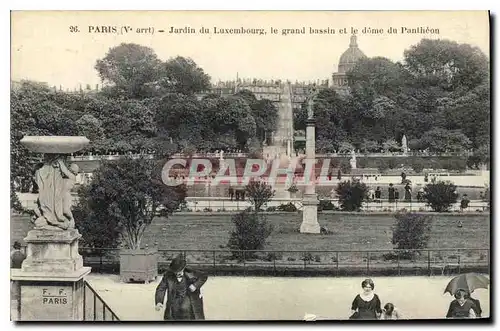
[155,254,208,320]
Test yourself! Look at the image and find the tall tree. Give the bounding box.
[95,43,162,99]
[160,56,211,95]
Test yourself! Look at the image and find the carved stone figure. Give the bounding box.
[33,154,79,231]
[401,134,408,154]
[350,150,357,169]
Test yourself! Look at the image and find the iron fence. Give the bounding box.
[179,198,489,213]
[79,247,489,278]
[83,280,120,321]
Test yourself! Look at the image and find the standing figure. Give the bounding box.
[375,187,382,201]
[417,188,424,202]
[446,289,477,319]
[460,194,470,212]
[394,188,400,201]
[388,184,395,203]
[155,254,208,320]
[350,279,382,320]
[404,183,412,202]
[10,241,26,269]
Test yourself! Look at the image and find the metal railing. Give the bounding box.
[80,247,489,277]
[83,280,120,321]
[180,198,489,213]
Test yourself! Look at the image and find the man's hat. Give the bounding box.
[13,241,21,249]
[169,254,186,273]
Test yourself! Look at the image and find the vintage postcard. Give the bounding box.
[10,10,490,321]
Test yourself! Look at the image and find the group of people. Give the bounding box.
[348,278,482,320]
[349,279,402,320]
[365,184,415,202]
[152,257,484,321]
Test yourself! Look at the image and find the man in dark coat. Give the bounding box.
[155,254,208,320]
[11,241,26,269]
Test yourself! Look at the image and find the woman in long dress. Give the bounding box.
[350,279,382,320]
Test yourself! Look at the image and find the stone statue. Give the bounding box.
[350,150,357,169]
[307,96,314,119]
[401,134,408,155]
[33,154,80,231]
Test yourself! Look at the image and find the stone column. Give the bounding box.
[300,118,320,234]
[11,136,91,321]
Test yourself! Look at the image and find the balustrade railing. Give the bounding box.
[83,280,120,321]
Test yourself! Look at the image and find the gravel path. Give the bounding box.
[86,274,490,321]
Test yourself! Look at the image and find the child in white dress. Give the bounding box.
[381,303,402,320]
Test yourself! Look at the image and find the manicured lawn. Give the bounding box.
[11,213,489,252]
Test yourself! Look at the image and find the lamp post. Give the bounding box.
[300,90,320,234]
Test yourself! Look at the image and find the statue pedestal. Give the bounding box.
[300,194,320,234]
[11,229,91,321]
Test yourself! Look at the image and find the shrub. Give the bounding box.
[266,206,277,212]
[287,183,299,193]
[442,158,467,172]
[412,158,426,173]
[320,226,333,235]
[74,157,186,250]
[264,251,283,261]
[302,252,314,263]
[335,179,368,211]
[392,212,432,250]
[423,179,458,212]
[245,179,275,211]
[277,202,298,212]
[387,158,399,169]
[357,158,368,168]
[318,199,336,211]
[339,160,352,174]
[376,159,389,173]
[227,210,274,260]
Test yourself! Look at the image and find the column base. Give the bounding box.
[11,267,91,321]
[300,194,320,234]
[22,229,83,273]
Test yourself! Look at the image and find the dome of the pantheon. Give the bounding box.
[337,35,367,73]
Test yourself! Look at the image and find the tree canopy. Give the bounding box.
[295,38,490,159]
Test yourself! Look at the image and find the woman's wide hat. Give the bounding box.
[169,254,186,273]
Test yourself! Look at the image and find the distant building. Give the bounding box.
[331,35,367,94]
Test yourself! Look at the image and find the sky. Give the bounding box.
[11,10,490,91]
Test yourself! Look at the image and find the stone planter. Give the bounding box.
[119,249,158,284]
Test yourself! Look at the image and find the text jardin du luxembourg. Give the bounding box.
[169,26,266,35]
